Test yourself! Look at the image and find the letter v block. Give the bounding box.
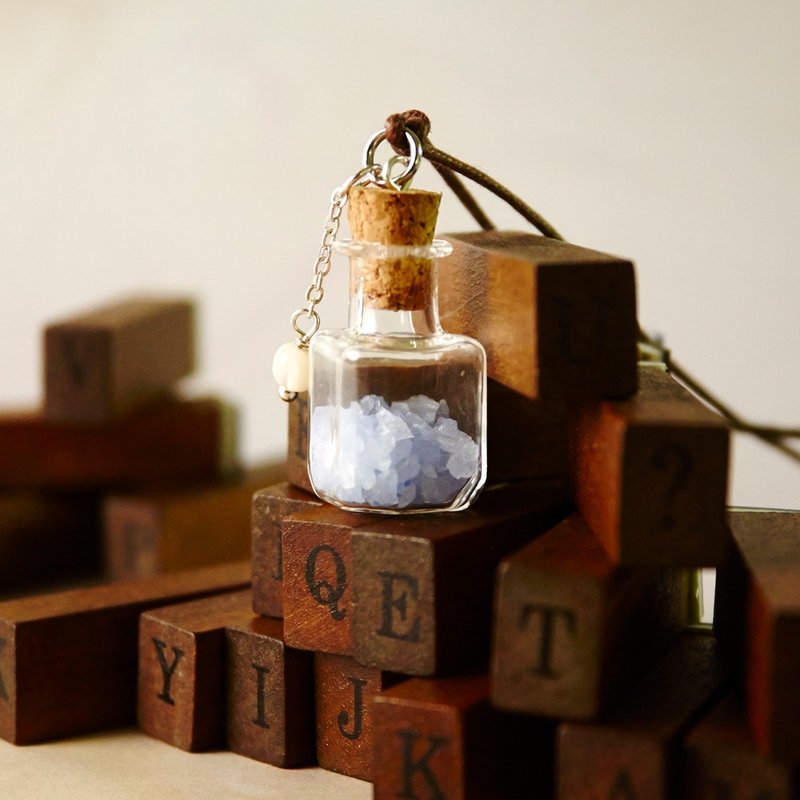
[558,631,726,800]
[714,510,800,762]
[352,481,570,675]
[492,512,687,719]
[439,230,638,401]
[44,297,195,423]
[251,482,323,619]
[283,506,375,656]
[373,674,554,800]
[0,560,250,744]
[568,365,730,566]
[225,615,315,767]
[315,653,403,781]
[138,589,252,751]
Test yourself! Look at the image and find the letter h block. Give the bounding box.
[492,512,687,720]
[373,674,554,800]
[439,230,638,401]
[352,482,570,676]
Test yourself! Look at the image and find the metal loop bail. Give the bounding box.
[291,308,320,345]
[362,128,422,190]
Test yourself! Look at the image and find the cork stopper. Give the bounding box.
[347,185,442,310]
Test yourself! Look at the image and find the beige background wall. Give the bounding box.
[1,1,798,509]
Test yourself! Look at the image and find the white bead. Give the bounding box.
[272,342,309,393]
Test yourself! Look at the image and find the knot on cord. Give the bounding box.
[385,110,431,156]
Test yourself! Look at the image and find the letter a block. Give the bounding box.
[558,632,726,800]
[714,510,800,762]
[492,512,687,719]
[568,366,730,566]
[352,482,570,675]
[251,483,323,619]
[683,695,799,800]
[138,590,252,751]
[315,653,402,781]
[44,297,195,423]
[282,506,376,656]
[439,230,638,401]
[225,615,315,767]
[0,560,250,744]
[373,674,554,800]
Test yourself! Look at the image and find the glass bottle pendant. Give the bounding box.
[307,186,487,513]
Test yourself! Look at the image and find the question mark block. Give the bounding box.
[568,365,730,566]
[314,652,404,782]
[491,512,688,720]
[439,230,638,401]
[44,297,195,424]
[714,510,800,763]
[281,506,376,656]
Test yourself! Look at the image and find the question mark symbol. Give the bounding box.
[651,445,692,529]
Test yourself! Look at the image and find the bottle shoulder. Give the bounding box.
[311,328,486,358]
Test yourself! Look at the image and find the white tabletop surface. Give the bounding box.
[0,728,371,800]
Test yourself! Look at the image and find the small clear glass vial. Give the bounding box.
[308,238,487,513]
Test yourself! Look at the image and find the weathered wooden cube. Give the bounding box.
[492,512,687,719]
[439,230,638,401]
[44,297,195,423]
[568,365,730,566]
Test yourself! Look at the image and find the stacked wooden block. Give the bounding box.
[0,296,280,596]
[0,237,797,800]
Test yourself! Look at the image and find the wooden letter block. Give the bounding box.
[282,506,375,656]
[225,615,315,767]
[44,297,194,423]
[557,631,726,800]
[251,482,322,618]
[352,481,570,675]
[0,560,250,744]
[315,653,401,781]
[492,512,687,719]
[439,230,638,401]
[286,392,313,493]
[683,695,798,800]
[0,398,237,489]
[373,674,554,800]
[0,492,102,598]
[104,463,285,579]
[568,365,730,566]
[714,510,800,762]
[137,589,252,751]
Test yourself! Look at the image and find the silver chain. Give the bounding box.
[288,128,422,350]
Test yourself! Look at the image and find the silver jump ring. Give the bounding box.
[291,308,320,344]
[362,128,422,189]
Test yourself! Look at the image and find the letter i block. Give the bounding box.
[373,674,555,800]
[251,482,323,618]
[568,365,730,566]
[283,506,377,656]
[714,510,800,762]
[225,615,315,767]
[44,297,195,423]
[492,512,687,719]
[439,230,638,401]
[138,590,252,751]
[683,695,799,800]
[557,631,726,800]
[352,482,570,676]
[287,392,313,493]
[315,653,402,781]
